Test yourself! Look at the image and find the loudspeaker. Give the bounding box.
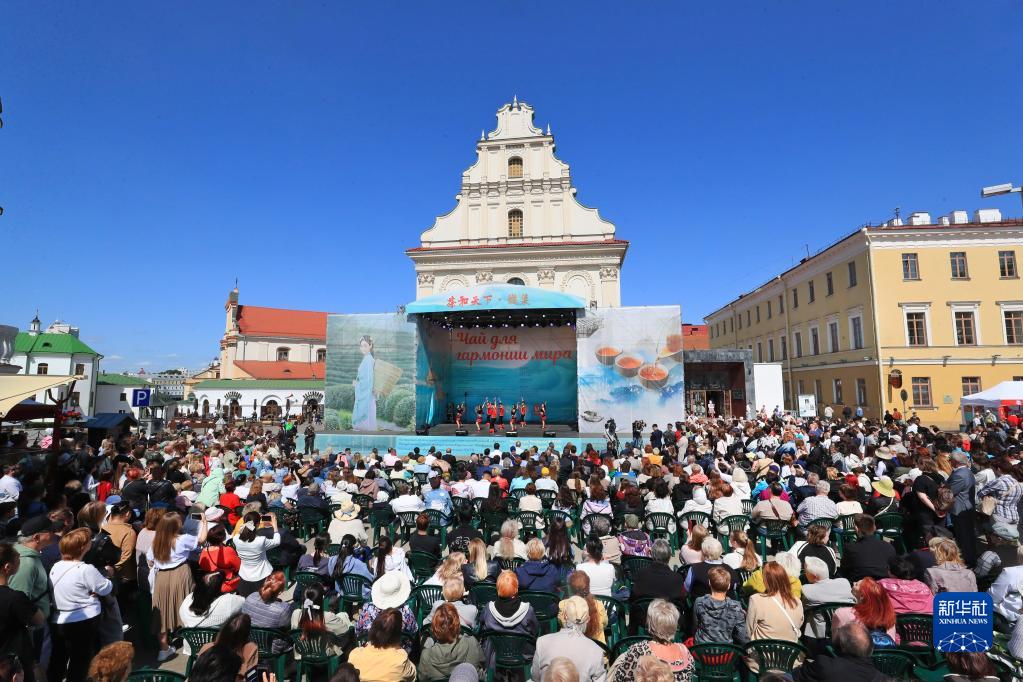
[454,429,468,436]
[543,429,557,437]
[505,430,518,437]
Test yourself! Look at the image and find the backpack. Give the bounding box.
[869,627,897,649]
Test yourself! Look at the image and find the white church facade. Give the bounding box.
[407,99,627,307]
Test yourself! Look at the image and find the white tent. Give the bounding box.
[960,381,1023,409]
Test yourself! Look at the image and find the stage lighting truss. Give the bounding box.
[422,308,577,331]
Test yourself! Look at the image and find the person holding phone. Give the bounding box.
[234,511,280,597]
[149,511,208,662]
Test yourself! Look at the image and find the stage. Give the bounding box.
[316,429,600,457]
[427,422,578,437]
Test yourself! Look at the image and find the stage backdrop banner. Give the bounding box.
[325,314,417,433]
[415,321,578,426]
[576,306,684,432]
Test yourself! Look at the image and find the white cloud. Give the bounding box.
[105,354,125,361]
[163,353,180,358]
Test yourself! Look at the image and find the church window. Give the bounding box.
[508,157,523,178]
[316,349,327,363]
[508,209,523,238]
[276,347,290,361]
[37,363,48,375]
[507,277,525,286]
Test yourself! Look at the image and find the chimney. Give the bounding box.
[908,212,931,225]
[949,210,969,224]
[974,208,1002,223]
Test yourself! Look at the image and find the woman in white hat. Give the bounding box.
[354,570,418,648]
[328,499,367,544]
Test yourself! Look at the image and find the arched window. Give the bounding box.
[508,209,523,238]
[316,349,327,363]
[508,157,523,178]
[36,363,48,375]
[276,347,290,361]
[507,277,525,286]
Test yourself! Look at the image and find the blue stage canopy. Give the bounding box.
[406,284,585,314]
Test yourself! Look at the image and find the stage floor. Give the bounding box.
[316,426,605,456]
[428,423,580,438]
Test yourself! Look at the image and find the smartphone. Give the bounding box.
[261,514,273,523]
[190,513,202,521]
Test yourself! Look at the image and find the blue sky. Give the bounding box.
[3,2,1021,373]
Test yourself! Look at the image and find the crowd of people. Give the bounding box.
[0,405,1020,682]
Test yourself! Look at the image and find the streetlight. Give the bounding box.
[981,182,1022,206]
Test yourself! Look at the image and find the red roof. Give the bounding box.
[235,361,326,380]
[406,239,629,253]
[236,305,328,340]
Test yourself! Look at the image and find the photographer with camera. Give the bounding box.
[631,420,645,449]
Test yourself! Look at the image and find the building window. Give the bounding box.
[756,306,761,323]
[74,363,86,375]
[810,327,820,355]
[757,342,763,362]
[794,331,803,358]
[316,349,327,363]
[36,363,48,375]
[902,253,920,280]
[119,392,127,402]
[856,378,867,406]
[848,261,857,287]
[962,376,982,396]
[999,250,1018,278]
[729,318,733,332]
[70,391,81,407]
[808,281,815,303]
[792,288,799,308]
[911,377,932,406]
[780,336,787,360]
[508,156,523,178]
[828,321,840,353]
[826,272,834,296]
[508,209,523,238]
[768,339,775,362]
[276,347,290,361]
[767,301,772,319]
[850,315,864,350]
[833,379,843,404]
[905,311,928,346]
[814,379,822,404]
[1005,310,1023,345]
[746,310,751,326]
[779,294,784,314]
[797,379,805,395]
[954,311,977,346]
[738,315,742,330]
[950,252,969,279]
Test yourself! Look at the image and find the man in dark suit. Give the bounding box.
[793,622,888,682]
[840,513,896,581]
[628,539,684,634]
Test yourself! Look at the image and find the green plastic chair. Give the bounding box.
[291,630,339,681]
[423,509,450,545]
[895,614,939,664]
[538,490,557,509]
[338,573,374,613]
[325,543,342,556]
[250,627,289,681]
[595,595,627,646]
[497,557,524,571]
[804,601,852,640]
[411,584,444,621]
[178,627,219,677]
[481,631,535,682]
[871,649,916,680]
[690,643,745,681]
[368,507,396,543]
[807,517,835,534]
[717,515,751,549]
[611,635,652,662]
[832,514,858,556]
[513,511,544,540]
[481,511,506,542]
[351,494,374,515]
[298,507,328,540]
[629,597,656,636]
[677,511,713,544]
[741,499,755,516]
[743,638,807,677]
[469,581,498,607]
[126,669,187,682]
[752,519,794,563]
[644,512,679,551]
[578,513,613,546]
[271,506,298,533]
[266,546,292,584]
[874,513,906,553]
[395,511,420,544]
[519,590,560,634]
[295,570,331,595]
[408,550,439,584]
[621,555,653,587]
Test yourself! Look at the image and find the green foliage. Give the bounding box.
[392,395,415,430]
[338,409,353,431]
[326,383,355,411]
[324,410,340,431]
[383,388,414,422]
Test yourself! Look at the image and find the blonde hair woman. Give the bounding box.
[679,524,708,565]
[425,576,478,628]
[426,552,467,586]
[492,519,527,561]
[464,537,494,585]
[926,537,978,594]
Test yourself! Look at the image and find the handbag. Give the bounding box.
[980,495,998,516]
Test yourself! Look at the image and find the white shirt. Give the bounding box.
[535,478,558,493]
[450,480,473,498]
[576,560,616,597]
[468,479,493,499]
[148,533,199,571]
[178,593,246,629]
[391,494,425,514]
[50,560,113,623]
[328,518,368,544]
[234,532,281,582]
[281,483,301,501]
[0,474,22,501]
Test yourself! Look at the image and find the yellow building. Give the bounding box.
[705,210,1023,428]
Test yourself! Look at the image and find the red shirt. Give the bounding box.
[198,545,241,592]
[219,492,242,525]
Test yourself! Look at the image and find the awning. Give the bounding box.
[85,413,139,429]
[406,284,586,315]
[961,381,1023,409]
[3,399,59,422]
[0,374,79,418]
